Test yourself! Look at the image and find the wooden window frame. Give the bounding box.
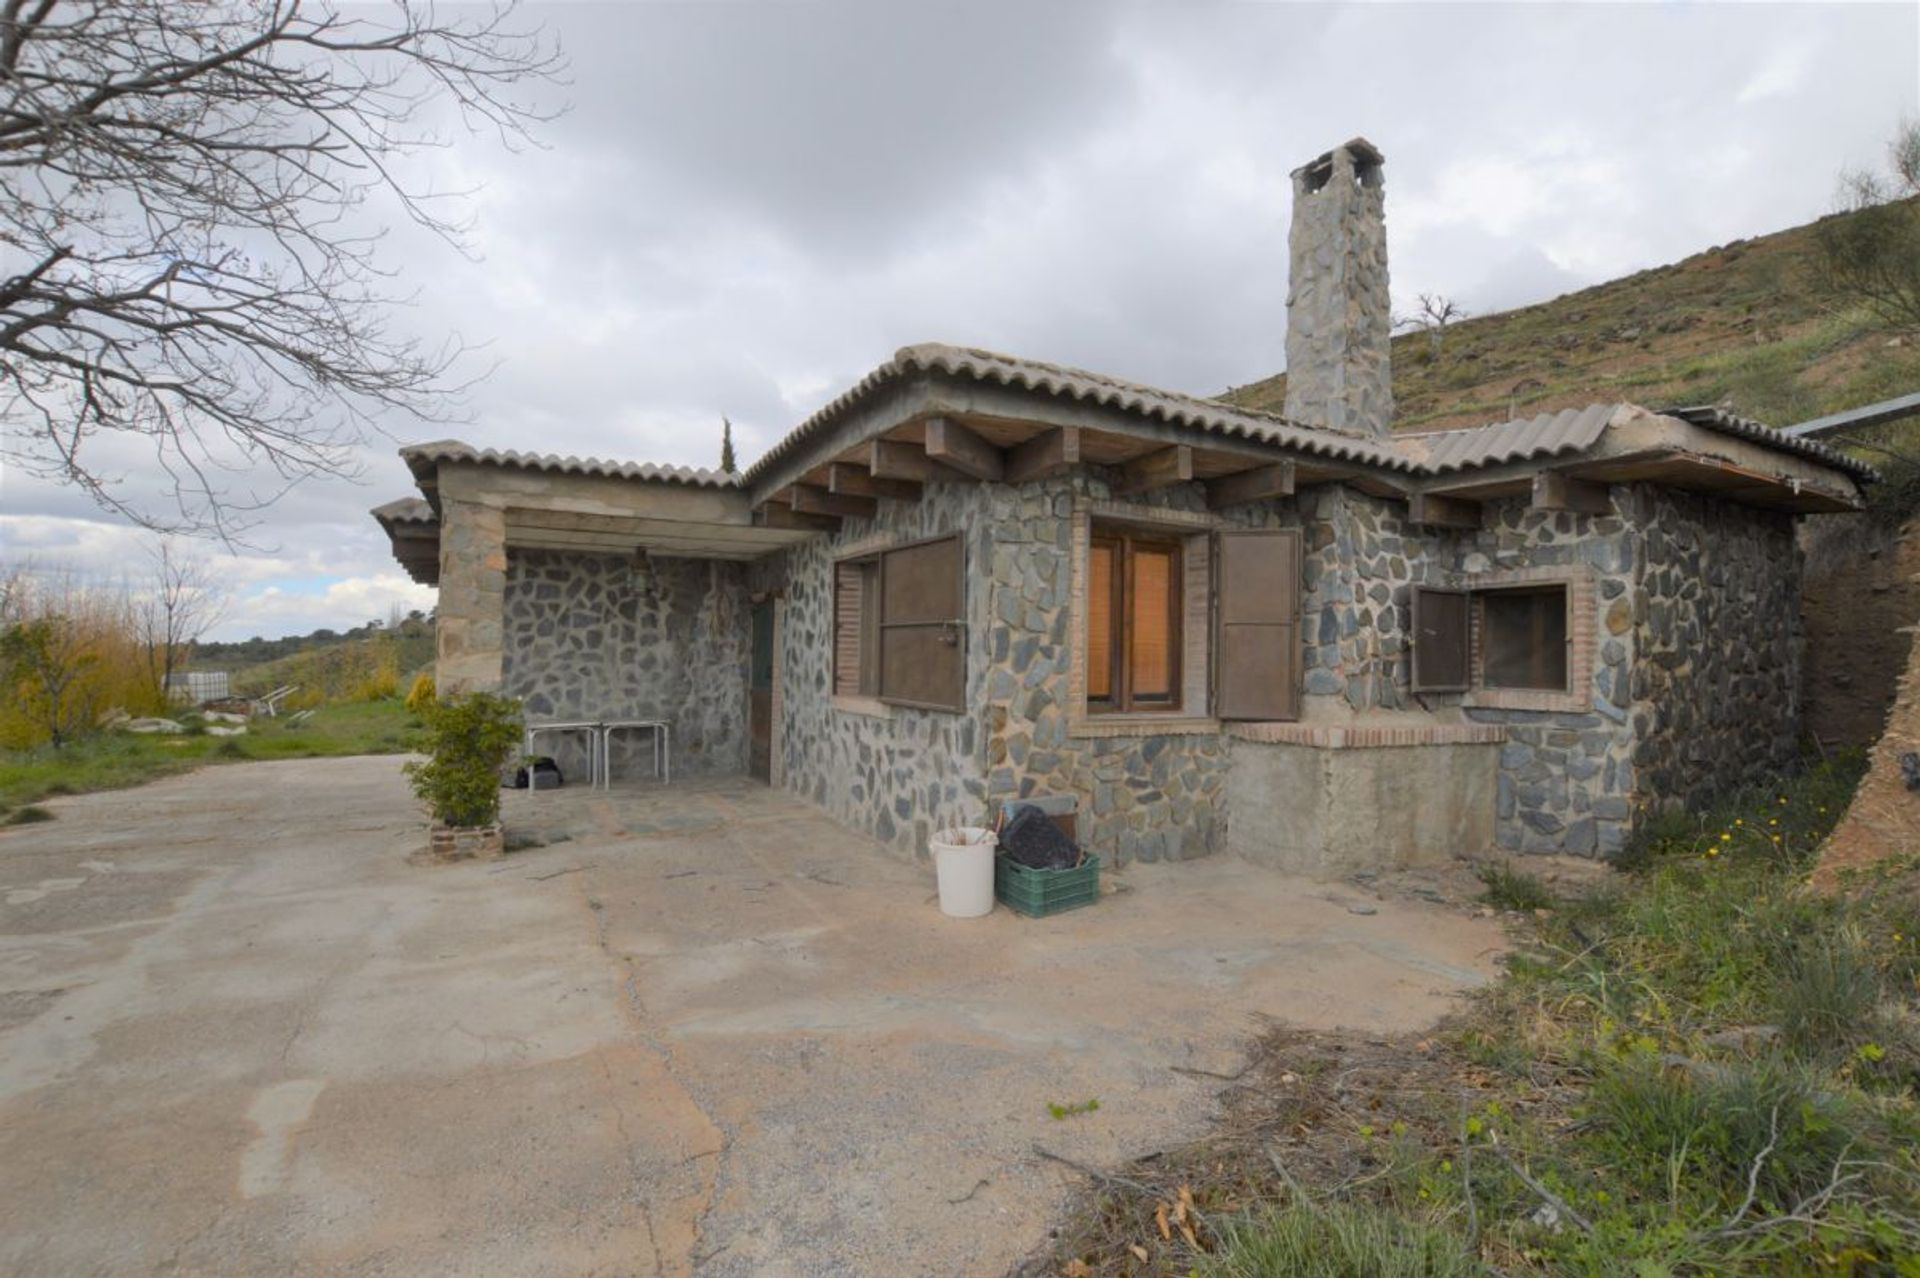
[1088,528,1184,715]
[832,555,881,699]
[1413,574,1589,712]
[1475,583,1572,695]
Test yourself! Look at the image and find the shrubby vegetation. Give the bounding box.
[1041,752,1920,1276]
[404,692,522,829]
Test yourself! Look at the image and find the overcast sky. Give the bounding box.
[4,1,1916,641]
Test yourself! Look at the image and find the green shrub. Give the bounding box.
[1197,1204,1480,1278]
[402,692,521,829]
[1478,861,1556,913]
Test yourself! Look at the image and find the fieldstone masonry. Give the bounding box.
[501,549,749,780]
[1284,139,1393,440]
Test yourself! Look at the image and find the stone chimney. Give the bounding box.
[1283,138,1392,438]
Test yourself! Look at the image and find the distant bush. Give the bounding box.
[404,673,436,716]
[0,570,165,749]
[403,692,521,829]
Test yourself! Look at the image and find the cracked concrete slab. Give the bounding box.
[0,757,1503,1275]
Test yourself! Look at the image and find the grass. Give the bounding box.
[1028,750,1920,1276]
[0,700,419,820]
[1477,861,1557,913]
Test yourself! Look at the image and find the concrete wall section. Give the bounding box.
[1227,734,1500,877]
[501,550,750,780]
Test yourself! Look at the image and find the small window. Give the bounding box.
[1089,528,1182,713]
[834,536,966,712]
[1412,581,1573,698]
[1480,585,1569,692]
[833,558,880,697]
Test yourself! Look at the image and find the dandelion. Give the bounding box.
[1720,832,1732,842]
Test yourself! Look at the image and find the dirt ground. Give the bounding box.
[0,757,1504,1276]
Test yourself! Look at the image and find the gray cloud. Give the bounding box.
[3,1,1914,640]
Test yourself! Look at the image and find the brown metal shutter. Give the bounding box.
[1411,586,1470,692]
[878,535,965,711]
[833,561,865,697]
[1213,529,1301,721]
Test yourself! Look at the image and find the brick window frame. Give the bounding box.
[1456,564,1597,714]
[1067,500,1219,738]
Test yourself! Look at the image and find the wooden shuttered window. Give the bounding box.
[877,535,965,711]
[1410,586,1470,693]
[1213,529,1301,722]
[1089,531,1183,713]
[832,559,879,697]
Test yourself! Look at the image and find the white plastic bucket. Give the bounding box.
[931,826,997,918]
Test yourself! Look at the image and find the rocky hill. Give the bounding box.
[1223,202,1920,433]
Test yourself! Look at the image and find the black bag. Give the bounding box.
[999,802,1080,870]
[510,757,564,789]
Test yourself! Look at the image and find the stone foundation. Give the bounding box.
[426,823,503,863]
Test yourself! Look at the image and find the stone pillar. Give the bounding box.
[1283,138,1393,439]
[436,499,507,693]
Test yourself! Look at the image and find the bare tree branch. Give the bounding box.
[0,0,566,538]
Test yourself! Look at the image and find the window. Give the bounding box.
[1480,585,1568,691]
[1088,529,1182,713]
[833,558,880,697]
[1412,581,1574,697]
[832,535,965,712]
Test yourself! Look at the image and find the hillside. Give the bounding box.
[1223,202,1920,432]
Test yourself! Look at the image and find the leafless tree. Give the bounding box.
[135,538,227,700]
[1395,293,1470,360]
[0,1,565,537]
[1813,118,1920,333]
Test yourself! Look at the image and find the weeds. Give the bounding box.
[1027,752,1920,1275]
[1049,1099,1101,1121]
[4,805,53,825]
[1478,862,1556,913]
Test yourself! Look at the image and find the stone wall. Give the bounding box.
[752,466,1805,867]
[501,549,749,780]
[755,485,994,859]
[1628,487,1801,811]
[1449,498,1640,858]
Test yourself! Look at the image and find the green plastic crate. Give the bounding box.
[994,853,1101,918]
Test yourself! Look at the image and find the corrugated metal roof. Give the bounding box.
[1783,390,1920,440]
[1395,404,1624,474]
[400,440,743,489]
[1663,405,1880,480]
[740,342,1417,484]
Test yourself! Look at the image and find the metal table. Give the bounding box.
[523,720,600,791]
[599,719,671,787]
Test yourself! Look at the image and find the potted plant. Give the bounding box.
[404,690,522,862]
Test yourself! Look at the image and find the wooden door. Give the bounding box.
[749,599,774,782]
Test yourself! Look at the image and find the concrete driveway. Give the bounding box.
[0,756,1502,1276]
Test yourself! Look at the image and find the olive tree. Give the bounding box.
[0,1,563,536]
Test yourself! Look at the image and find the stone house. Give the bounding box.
[374,138,1872,870]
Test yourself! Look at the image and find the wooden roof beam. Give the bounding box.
[1005,426,1080,483]
[829,461,920,501]
[1206,460,1295,509]
[924,416,1005,481]
[758,501,840,532]
[791,483,876,519]
[869,437,971,484]
[1113,444,1193,497]
[1531,471,1613,515]
[1408,492,1484,528]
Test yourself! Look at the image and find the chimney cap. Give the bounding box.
[1292,137,1385,188]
